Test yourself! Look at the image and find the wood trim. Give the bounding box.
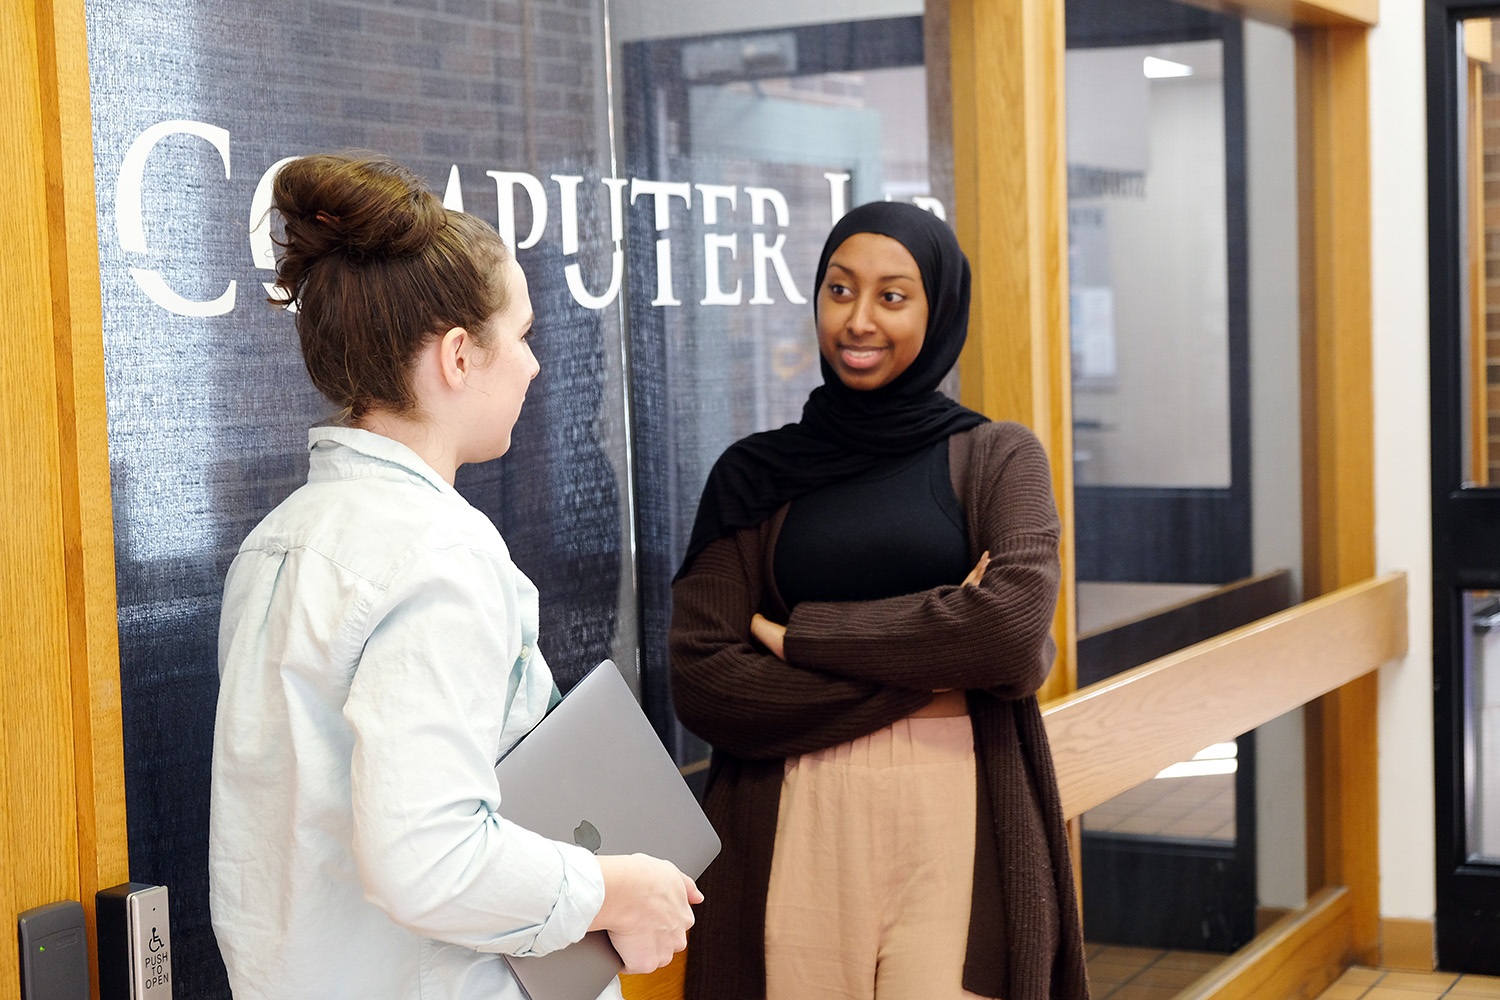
[620,950,686,1000]
[1379,917,1436,972]
[1178,887,1354,1000]
[1257,905,1297,934]
[1043,573,1405,821]
[1466,19,1493,64]
[2,0,85,991]
[40,0,129,904]
[1303,673,1380,961]
[1299,26,1375,596]
[5,0,128,994]
[1177,0,1377,29]
[948,0,1076,704]
[1468,59,1488,486]
[1296,22,1380,965]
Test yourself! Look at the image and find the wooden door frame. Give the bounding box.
[4,0,130,996]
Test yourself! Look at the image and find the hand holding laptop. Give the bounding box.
[589,854,703,974]
[494,661,720,998]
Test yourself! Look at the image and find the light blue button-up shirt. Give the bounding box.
[210,427,615,1000]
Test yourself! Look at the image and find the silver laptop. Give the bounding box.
[494,659,720,1000]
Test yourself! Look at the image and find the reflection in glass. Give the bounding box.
[1086,743,1238,840]
[1463,591,1500,862]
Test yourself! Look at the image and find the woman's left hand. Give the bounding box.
[751,613,787,660]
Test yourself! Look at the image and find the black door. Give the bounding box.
[1427,0,1500,974]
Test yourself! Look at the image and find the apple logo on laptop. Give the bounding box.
[573,820,602,854]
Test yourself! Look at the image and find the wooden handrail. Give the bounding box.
[1176,0,1377,28]
[1043,572,1407,821]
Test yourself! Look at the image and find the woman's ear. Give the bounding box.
[435,326,471,390]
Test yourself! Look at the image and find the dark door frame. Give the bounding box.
[1427,0,1500,973]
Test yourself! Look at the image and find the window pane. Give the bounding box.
[1069,38,1230,490]
[1066,0,1304,962]
[1464,590,1500,862]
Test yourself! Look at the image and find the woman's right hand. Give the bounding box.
[589,853,703,974]
[750,613,787,660]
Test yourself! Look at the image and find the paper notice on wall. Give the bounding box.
[1071,286,1116,380]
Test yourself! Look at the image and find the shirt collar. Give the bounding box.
[306,426,460,498]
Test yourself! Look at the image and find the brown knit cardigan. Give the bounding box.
[669,421,1089,1000]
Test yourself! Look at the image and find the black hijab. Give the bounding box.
[676,200,988,579]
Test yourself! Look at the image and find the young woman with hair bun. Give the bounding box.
[209,152,698,1000]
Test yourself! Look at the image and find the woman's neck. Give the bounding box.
[358,409,460,485]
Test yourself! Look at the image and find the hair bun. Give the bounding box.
[272,152,446,272]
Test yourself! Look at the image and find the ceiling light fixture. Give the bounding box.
[1143,56,1193,79]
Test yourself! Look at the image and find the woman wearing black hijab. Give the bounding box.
[670,202,1089,1000]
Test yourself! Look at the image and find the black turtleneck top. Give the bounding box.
[773,440,970,609]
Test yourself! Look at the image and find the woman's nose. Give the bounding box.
[847,294,878,334]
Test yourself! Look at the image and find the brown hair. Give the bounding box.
[268,152,511,420]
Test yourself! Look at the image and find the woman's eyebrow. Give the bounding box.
[825,261,920,282]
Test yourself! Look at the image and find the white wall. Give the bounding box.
[1370,0,1436,921]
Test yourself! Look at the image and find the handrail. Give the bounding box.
[1043,572,1407,820]
[1176,0,1376,28]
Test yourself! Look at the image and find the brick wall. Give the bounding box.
[282,0,600,173]
[1482,26,1500,484]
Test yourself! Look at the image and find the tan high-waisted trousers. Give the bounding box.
[764,715,987,1000]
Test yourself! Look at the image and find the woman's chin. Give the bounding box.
[835,368,896,391]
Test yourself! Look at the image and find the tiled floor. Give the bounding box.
[1082,947,1500,1000]
[1312,967,1500,999]
[1085,943,1227,999]
[1083,771,1236,841]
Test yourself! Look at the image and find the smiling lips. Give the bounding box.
[839,345,888,370]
